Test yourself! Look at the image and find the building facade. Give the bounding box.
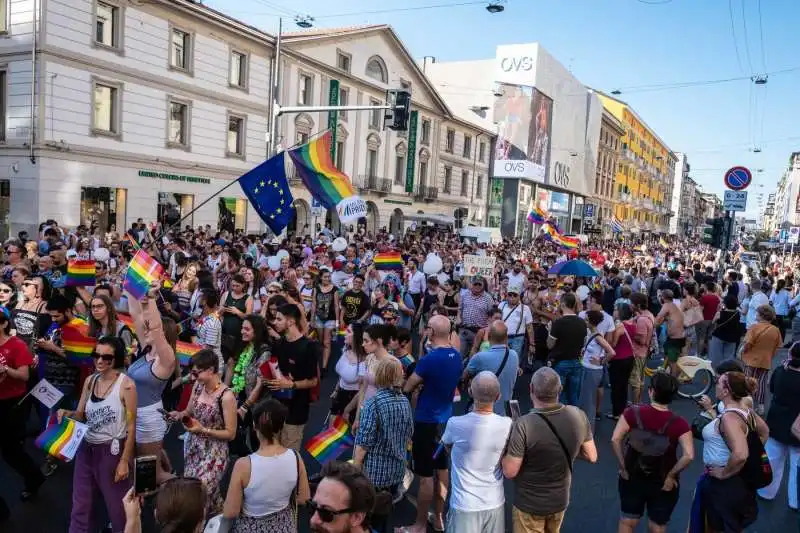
[587,109,624,237]
[669,153,689,234]
[598,93,675,235]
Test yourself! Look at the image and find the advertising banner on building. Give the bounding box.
[528,89,553,183]
[328,80,339,160]
[405,110,418,193]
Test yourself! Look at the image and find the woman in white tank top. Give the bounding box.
[57,336,137,533]
[222,399,310,533]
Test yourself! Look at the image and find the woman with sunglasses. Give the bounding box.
[311,269,340,371]
[57,336,137,533]
[88,294,134,352]
[0,306,46,501]
[14,274,51,349]
[0,281,17,308]
[168,349,237,516]
[222,399,310,533]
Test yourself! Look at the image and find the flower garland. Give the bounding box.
[231,344,255,394]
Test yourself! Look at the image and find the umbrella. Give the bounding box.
[547,260,599,277]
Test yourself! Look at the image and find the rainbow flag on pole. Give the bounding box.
[288,131,367,223]
[176,341,202,367]
[61,318,96,366]
[124,250,165,300]
[527,205,549,225]
[66,259,96,287]
[305,416,354,464]
[373,251,404,273]
[35,417,88,462]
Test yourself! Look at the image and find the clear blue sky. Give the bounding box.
[209,0,800,217]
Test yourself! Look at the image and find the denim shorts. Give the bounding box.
[314,319,337,330]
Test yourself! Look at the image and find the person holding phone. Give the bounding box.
[57,336,137,533]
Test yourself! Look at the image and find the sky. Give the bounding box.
[207,0,800,218]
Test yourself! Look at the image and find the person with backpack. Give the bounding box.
[690,371,770,533]
[610,372,693,533]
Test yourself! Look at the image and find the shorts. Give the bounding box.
[629,357,646,389]
[315,319,337,330]
[618,475,679,526]
[663,337,686,362]
[412,421,448,477]
[135,402,167,444]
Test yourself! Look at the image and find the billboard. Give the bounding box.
[493,83,553,183]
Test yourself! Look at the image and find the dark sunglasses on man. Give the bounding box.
[307,500,353,523]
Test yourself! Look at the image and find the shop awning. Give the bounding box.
[404,213,455,226]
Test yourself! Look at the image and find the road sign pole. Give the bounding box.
[725,210,734,251]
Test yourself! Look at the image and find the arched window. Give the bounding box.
[365,56,388,83]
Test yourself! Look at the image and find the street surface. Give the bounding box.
[1,346,796,533]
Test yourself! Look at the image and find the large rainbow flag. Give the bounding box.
[305,416,354,464]
[61,318,96,366]
[541,222,580,250]
[527,205,549,225]
[65,259,96,287]
[124,250,165,300]
[35,417,88,462]
[373,251,403,272]
[288,131,367,223]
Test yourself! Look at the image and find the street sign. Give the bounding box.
[311,198,325,217]
[583,204,595,219]
[723,190,747,211]
[723,166,752,191]
[789,227,800,244]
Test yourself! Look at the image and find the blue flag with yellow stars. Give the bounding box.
[237,154,295,234]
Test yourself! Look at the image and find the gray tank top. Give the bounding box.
[127,354,168,407]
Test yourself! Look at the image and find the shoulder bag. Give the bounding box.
[535,412,573,474]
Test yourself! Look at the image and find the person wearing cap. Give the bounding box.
[498,284,534,361]
[456,276,495,362]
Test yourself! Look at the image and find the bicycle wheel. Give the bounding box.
[677,368,714,399]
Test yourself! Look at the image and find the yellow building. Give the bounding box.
[597,92,676,235]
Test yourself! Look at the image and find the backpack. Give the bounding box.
[624,406,676,479]
[719,410,773,490]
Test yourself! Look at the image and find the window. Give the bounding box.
[336,51,351,73]
[296,131,309,145]
[444,166,452,193]
[419,161,428,186]
[170,27,192,73]
[460,170,469,196]
[394,155,405,185]
[94,1,122,51]
[0,1,6,33]
[421,119,431,145]
[227,114,245,158]
[463,135,472,158]
[365,56,387,83]
[476,174,484,198]
[91,79,121,138]
[369,98,381,129]
[367,149,378,178]
[230,50,248,89]
[335,140,345,171]
[445,129,455,153]
[0,71,5,141]
[298,73,312,105]
[167,99,190,149]
[479,141,486,162]
[339,87,349,120]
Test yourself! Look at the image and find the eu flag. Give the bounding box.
[238,154,295,234]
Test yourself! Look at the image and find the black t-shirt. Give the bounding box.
[276,336,321,425]
[341,290,369,325]
[548,315,587,363]
[12,306,52,348]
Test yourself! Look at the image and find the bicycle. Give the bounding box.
[643,352,715,398]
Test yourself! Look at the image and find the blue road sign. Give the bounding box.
[723,166,752,191]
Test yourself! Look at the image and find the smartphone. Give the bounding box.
[156,407,170,421]
[508,400,521,421]
[134,456,158,495]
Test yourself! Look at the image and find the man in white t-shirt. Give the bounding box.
[506,260,526,290]
[745,279,769,329]
[441,371,512,533]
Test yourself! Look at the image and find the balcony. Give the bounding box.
[643,199,654,210]
[353,174,392,194]
[415,186,439,202]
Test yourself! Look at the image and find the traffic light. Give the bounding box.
[386,89,411,131]
[702,218,725,248]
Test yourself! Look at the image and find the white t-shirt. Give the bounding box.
[506,270,526,289]
[440,412,512,512]
[578,310,614,336]
[499,301,533,336]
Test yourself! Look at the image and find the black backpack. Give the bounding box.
[624,406,676,479]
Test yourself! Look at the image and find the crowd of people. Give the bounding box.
[0,218,799,533]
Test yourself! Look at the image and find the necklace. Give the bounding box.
[95,372,118,398]
[232,344,255,394]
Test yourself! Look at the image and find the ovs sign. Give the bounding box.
[496,43,538,85]
[553,161,570,188]
[499,55,534,73]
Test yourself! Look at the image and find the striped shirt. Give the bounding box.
[460,290,495,328]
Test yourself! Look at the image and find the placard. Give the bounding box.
[464,254,496,277]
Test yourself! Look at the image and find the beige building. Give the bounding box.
[589,109,625,236]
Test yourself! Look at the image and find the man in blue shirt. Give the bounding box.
[466,321,520,415]
[401,314,463,533]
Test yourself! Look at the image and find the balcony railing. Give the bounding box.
[415,186,439,201]
[353,174,392,194]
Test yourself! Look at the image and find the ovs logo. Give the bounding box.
[499,56,534,73]
[553,162,570,188]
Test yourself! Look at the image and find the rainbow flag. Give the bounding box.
[123,233,139,249]
[66,259,96,287]
[397,354,415,371]
[559,235,580,249]
[288,131,365,222]
[35,417,88,462]
[305,416,354,464]
[374,251,404,273]
[527,205,549,225]
[117,313,134,330]
[124,250,165,300]
[176,340,201,367]
[61,318,96,366]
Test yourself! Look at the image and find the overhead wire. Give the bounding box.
[728,0,746,75]
[739,0,755,74]
[315,0,488,19]
[756,0,767,71]
[248,0,301,17]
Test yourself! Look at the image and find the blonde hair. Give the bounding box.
[373,357,404,389]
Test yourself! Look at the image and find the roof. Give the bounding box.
[282,24,387,40]
[593,89,675,156]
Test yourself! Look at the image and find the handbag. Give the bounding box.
[691,411,713,440]
[683,304,703,327]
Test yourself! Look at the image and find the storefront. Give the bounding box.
[218,197,247,233]
[158,192,194,228]
[80,186,127,234]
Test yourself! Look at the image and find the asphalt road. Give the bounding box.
[2,344,797,533]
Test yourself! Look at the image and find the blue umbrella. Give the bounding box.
[547,260,598,277]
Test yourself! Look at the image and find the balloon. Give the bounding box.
[276,249,290,259]
[332,237,348,252]
[93,248,110,262]
[267,256,281,271]
[423,255,443,275]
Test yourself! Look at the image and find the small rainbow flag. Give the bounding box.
[35,417,87,462]
[176,340,202,367]
[305,416,354,464]
[397,354,414,371]
[337,324,347,337]
[66,259,96,287]
[559,235,580,249]
[123,233,139,249]
[61,318,96,366]
[117,313,134,330]
[527,205,549,225]
[288,131,357,211]
[374,251,404,273]
[124,250,165,300]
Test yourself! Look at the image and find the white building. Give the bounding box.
[669,152,689,235]
[0,1,492,239]
[426,43,601,239]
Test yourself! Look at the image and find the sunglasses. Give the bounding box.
[307,500,353,523]
[22,281,38,288]
[191,367,211,376]
[0,288,11,294]
[267,289,279,294]
[92,352,114,362]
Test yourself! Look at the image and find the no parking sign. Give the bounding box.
[723,166,752,191]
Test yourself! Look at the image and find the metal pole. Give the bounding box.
[268,17,282,157]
